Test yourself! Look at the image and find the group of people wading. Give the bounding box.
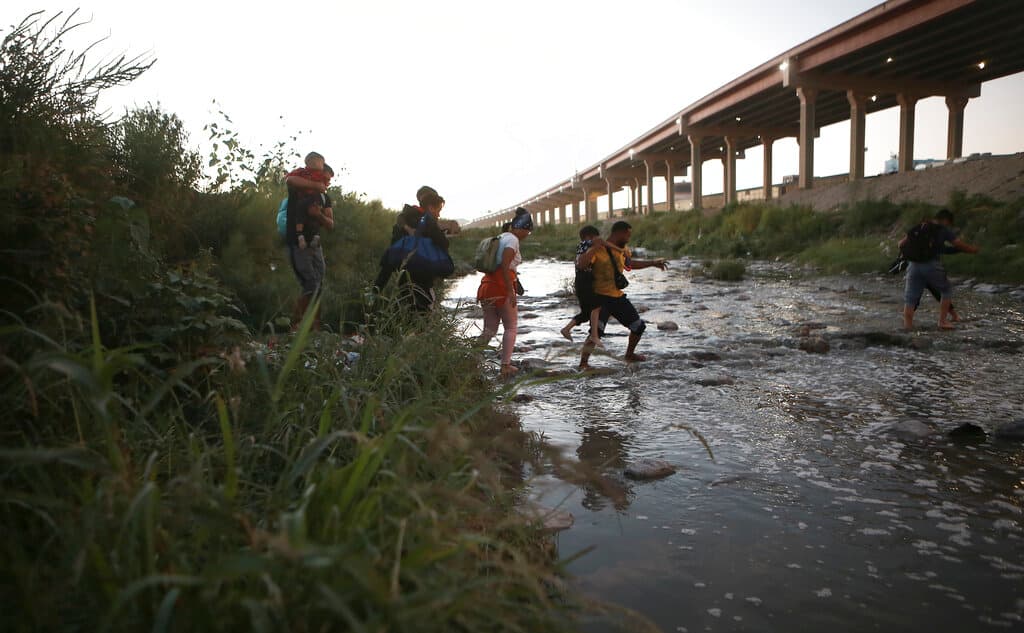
[281,159,668,376]
[282,154,976,377]
[470,208,667,377]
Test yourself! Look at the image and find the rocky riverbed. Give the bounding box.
[446,258,1024,633]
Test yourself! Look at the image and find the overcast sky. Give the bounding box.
[4,1,1023,222]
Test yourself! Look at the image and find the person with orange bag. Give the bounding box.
[476,207,533,378]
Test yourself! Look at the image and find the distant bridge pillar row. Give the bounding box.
[665,160,676,211]
[644,159,656,215]
[797,86,817,189]
[724,136,738,205]
[847,91,868,181]
[559,203,567,225]
[761,137,774,200]
[689,135,704,211]
[571,198,581,224]
[946,95,970,160]
[897,93,918,173]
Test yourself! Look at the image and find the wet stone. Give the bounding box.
[519,503,574,532]
[691,351,723,362]
[693,304,709,311]
[973,283,1005,294]
[735,294,752,301]
[994,419,1024,440]
[658,321,679,331]
[799,336,830,354]
[511,393,535,403]
[948,422,986,439]
[692,371,736,387]
[888,419,936,439]
[624,459,678,481]
[520,312,541,320]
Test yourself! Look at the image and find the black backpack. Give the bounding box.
[900,222,941,263]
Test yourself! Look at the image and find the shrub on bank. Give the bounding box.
[707,259,747,281]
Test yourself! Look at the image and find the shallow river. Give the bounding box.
[446,258,1024,633]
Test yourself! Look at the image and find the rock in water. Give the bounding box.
[658,321,679,331]
[692,371,735,387]
[947,422,986,439]
[624,459,678,480]
[799,336,830,354]
[994,419,1024,440]
[889,420,935,439]
[519,503,574,532]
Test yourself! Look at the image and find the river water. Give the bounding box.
[445,258,1024,633]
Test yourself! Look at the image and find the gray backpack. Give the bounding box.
[473,235,502,273]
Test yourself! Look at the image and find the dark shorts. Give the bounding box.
[289,243,325,297]
[595,295,645,335]
[904,261,951,306]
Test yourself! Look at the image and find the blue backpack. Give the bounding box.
[276,198,288,237]
[385,215,455,278]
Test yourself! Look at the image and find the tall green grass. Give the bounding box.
[0,294,579,632]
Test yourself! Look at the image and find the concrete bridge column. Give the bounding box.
[897,93,918,173]
[644,159,656,215]
[665,160,676,211]
[631,180,639,215]
[605,178,615,218]
[571,199,581,224]
[559,204,567,225]
[689,135,703,211]
[582,188,594,222]
[847,91,868,180]
[797,86,817,189]
[946,95,969,160]
[724,136,738,205]
[762,137,774,200]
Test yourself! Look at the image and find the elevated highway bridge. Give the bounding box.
[465,0,1024,229]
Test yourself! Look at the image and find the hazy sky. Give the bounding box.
[4,1,1023,222]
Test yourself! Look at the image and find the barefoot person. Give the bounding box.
[560,225,625,347]
[899,209,978,330]
[578,221,667,370]
[477,208,533,378]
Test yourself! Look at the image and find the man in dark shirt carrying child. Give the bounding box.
[285,152,335,330]
[899,208,978,331]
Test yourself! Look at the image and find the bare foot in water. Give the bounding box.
[586,334,603,349]
[500,364,519,378]
[950,311,961,322]
[577,362,591,372]
[624,353,648,363]
[938,321,955,331]
[560,325,574,342]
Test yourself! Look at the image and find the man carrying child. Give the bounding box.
[285,152,335,330]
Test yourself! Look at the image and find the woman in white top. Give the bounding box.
[476,208,533,377]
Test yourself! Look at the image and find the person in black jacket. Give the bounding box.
[373,186,450,311]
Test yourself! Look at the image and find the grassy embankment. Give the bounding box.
[453,195,1024,283]
[0,12,584,632]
